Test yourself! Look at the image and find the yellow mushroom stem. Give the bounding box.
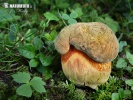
[61,46,111,89]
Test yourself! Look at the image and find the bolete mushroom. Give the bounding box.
[54,22,119,89]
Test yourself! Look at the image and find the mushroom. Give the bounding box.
[54,22,119,89]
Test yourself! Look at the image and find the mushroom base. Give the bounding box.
[61,46,111,89]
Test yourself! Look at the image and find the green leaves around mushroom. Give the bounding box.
[116,58,127,69]
[126,50,133,66]
[115,41,133,71]
[12,72,46,97]
[44,12,59,22]
[39,53,54,67]
[116,50,133,71]
[18,33,55,79]
[112,88,131,100]
[0,9,20,27]
[8,24,18,41]
[61,11,79,24]
[44,12,59,26]
[33,37,44,50]
[125,79,133,90]
[18,43,36,59]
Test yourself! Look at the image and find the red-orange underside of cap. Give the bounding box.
[61,46,111,71]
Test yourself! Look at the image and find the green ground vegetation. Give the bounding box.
[0,0,133,100]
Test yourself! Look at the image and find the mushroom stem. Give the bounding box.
[61,46,111,89]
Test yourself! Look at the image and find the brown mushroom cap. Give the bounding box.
[54,22,119,63]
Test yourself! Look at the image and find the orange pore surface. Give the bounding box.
[61,46,111,71]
